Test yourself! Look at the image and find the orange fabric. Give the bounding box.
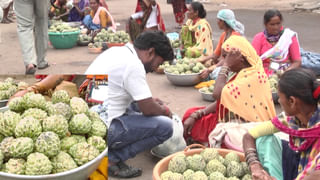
[89,157,108,180]
[214,31,240,57]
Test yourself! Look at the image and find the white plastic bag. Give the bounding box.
[151,114,186,158]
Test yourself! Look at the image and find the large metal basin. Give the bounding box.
[0,106,108,180]
[199,89,215,102]
[164,71,201,86]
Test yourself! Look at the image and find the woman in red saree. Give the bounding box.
[183,36,276,144]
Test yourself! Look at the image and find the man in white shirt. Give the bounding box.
[86,31,174,178]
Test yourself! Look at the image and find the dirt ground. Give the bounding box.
[0,0,319,179]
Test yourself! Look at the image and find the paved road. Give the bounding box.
[0,1,319,74]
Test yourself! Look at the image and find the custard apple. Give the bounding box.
[17,81,29,89]
[0,110,21,136]
[51,90,70,104]
[60,136,78,152]
[87,136,106,153]
[209,171,225,180]
[15,116,42,139]
[70,97,89,114]
[160,170,174,180]
[68,142,99,166]
[22,108,47,124]
[25,152,52,175]
[22,92,47,110]
[241,162,250,174]
[53,102,72,120]
[227,161,244,178]
[201,148,219,163]
[4,158,26,175]
[205,159,226,176]
[183,169,195,180]
[89,120,107,138]
[225,152,240,164]
[44,101,57,116]
[8,97,24,112]
[71,135,86,143]
[187,154,206,171]
[51,151,77,173]
[9,137,34,158]
[69,113,91,134]
[0,137,14,158]
[35,132,61,158]
[42,115,69,138]
[168,154,187,173]
[4,77,14,84]
[0,82,11,90]
[191,171,208,180]
[87,110,101,122]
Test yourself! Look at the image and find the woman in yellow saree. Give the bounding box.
[180,2,213,58]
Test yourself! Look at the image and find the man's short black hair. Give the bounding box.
[133,31,174,62]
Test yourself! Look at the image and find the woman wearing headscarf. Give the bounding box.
[128,0,165,41]
[68,0,89,22]
[183,35,276,145]
[243,68,320,180]
[252,9,301,77]
[180,2,213,58]
[82,0,116,32]
[199,9,244,79]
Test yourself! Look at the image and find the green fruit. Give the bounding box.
[9,137,34,158]
[70,97,89,115]
[22,93,47,110]
[35,132,61,158]
[8,97,24,112]
[0,137,14,159]
[22,108,47,124]
[60,136,78,152]
[42,115,69,138]
[25,152,52,175]
[51,151,77,173]
[15,117,42,140]
[51,90,70,104]
[71,135,87,143]
[87,136,106,153]
[69,142,100,166]
[0,110,21,136]
[89,120,107,138]
[4,158,26,175]
[69,114,91,134]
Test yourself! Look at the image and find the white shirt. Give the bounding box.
[85,43,152,127]
[131,4,158,29]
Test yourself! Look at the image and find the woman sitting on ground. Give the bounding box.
[243,68,320,180]
[83,0,116,33]
[198,9,244,79]
[183,35,276,145]
[68,0,89,22]
[180,2,213,59]
[252,9,301,77]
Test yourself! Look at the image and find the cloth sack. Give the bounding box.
[151,114,186,158]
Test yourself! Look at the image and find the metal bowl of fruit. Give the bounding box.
[164,58,204,86]
[199,86,215,102]
[164,71,201,86]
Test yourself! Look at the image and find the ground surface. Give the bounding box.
[0,0,319,179]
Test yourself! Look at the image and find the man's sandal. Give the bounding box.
[108,161,142,178]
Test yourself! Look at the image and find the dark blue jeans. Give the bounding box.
[108,108,173,163]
